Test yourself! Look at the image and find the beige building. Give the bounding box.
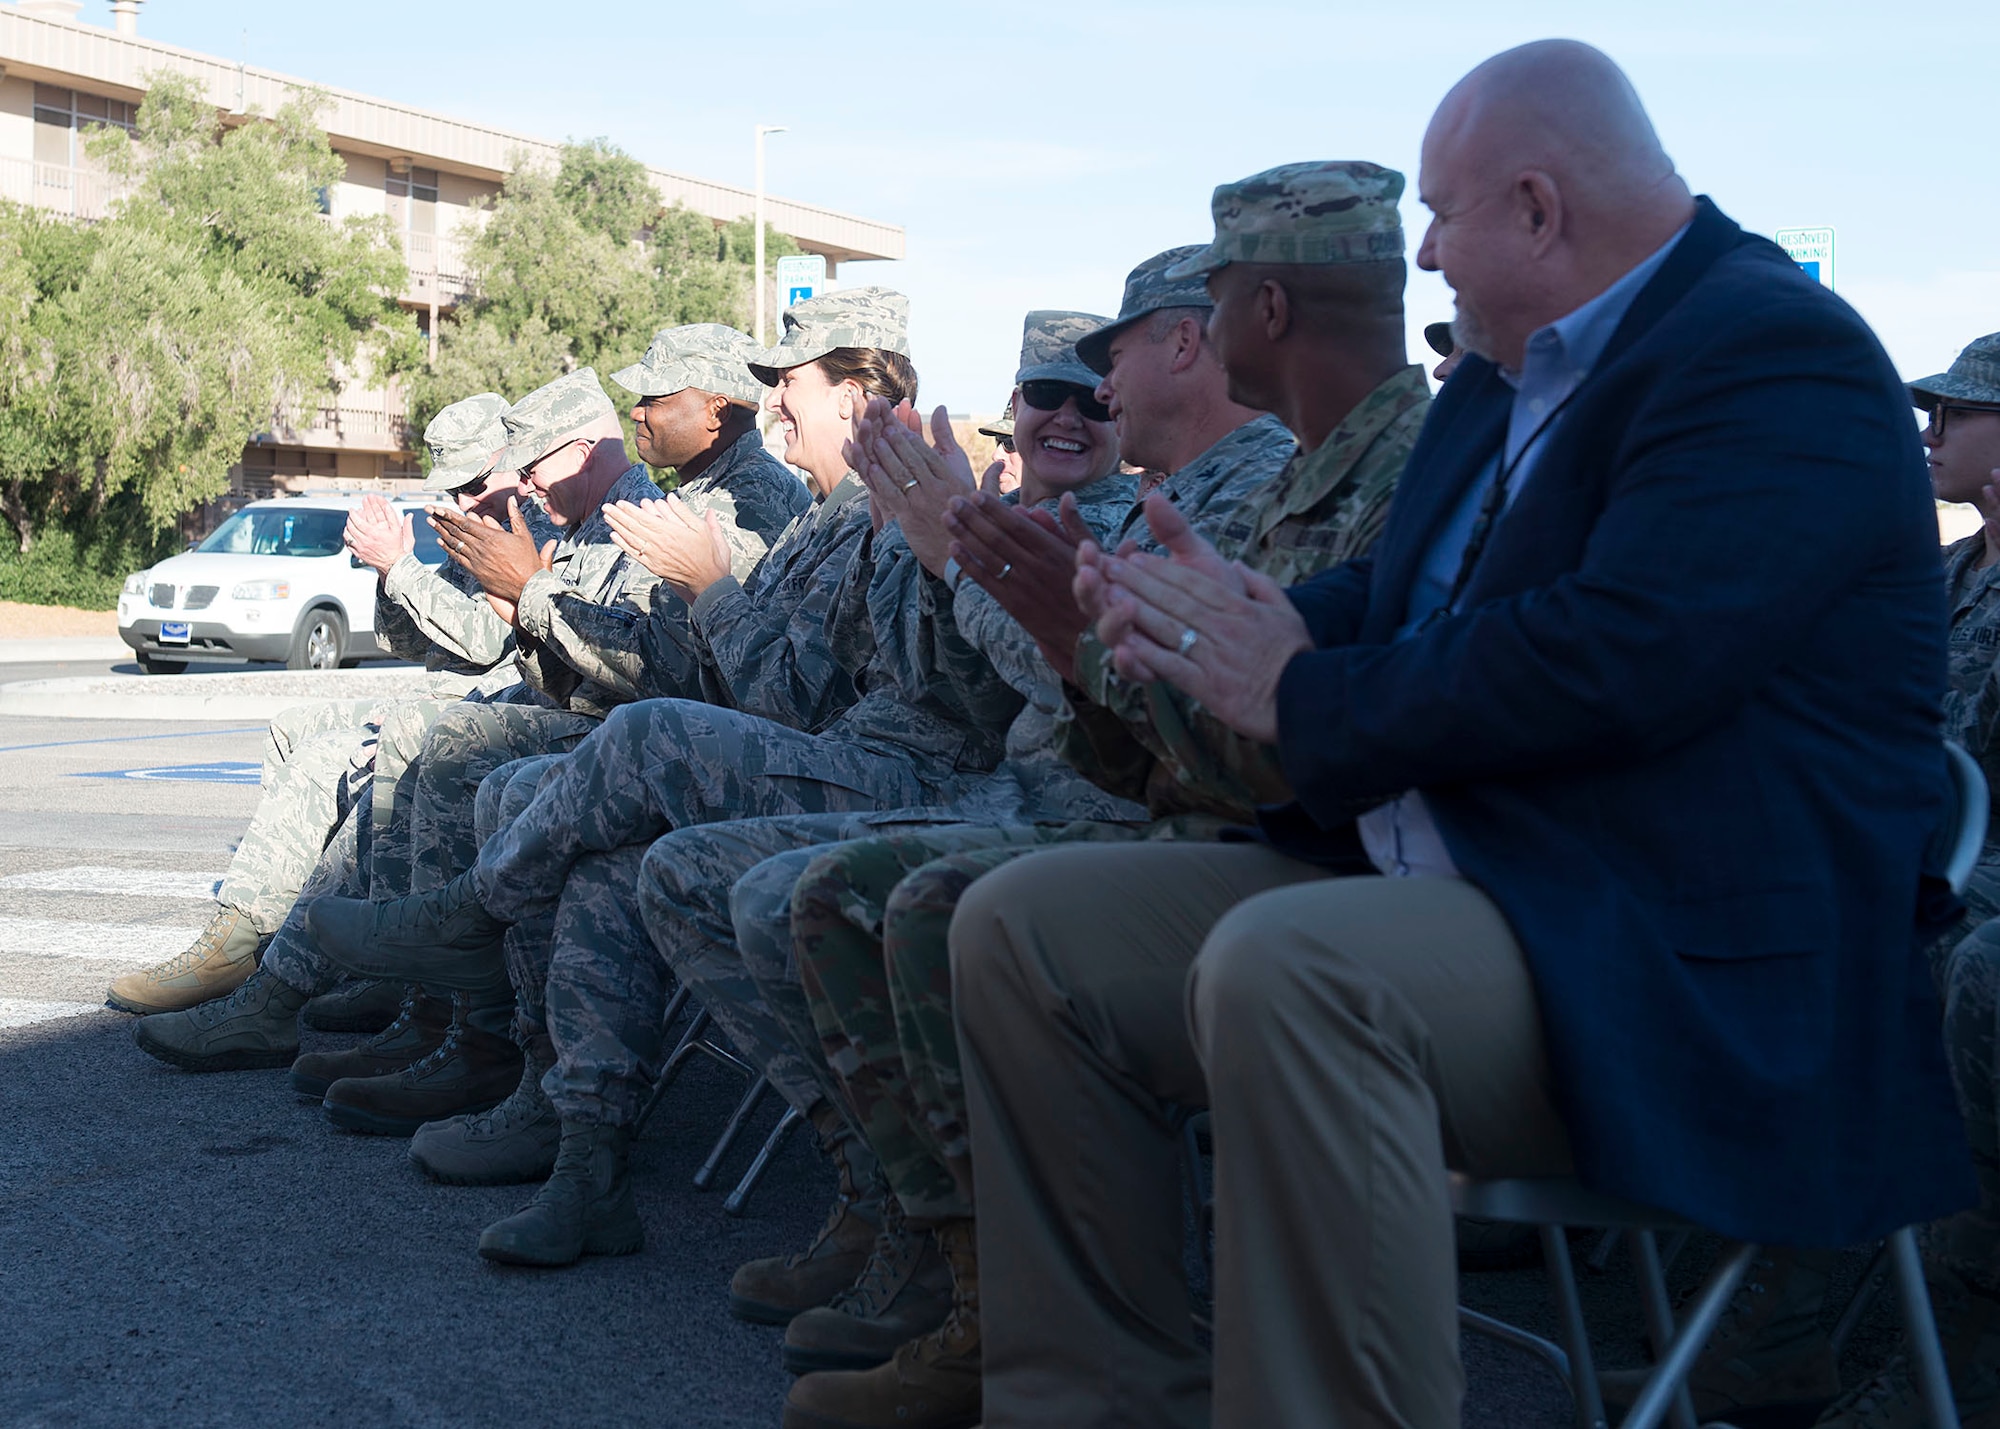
[0,0,903,497]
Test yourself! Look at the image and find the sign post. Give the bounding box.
[775,253,826,312]
[1776,227,1836,290]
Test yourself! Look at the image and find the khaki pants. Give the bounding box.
[949,842,1572,1429]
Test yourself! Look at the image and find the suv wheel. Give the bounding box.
[287,608,346,671]
[137,654,187,676]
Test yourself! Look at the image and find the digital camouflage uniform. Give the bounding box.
[209,394,544,949]
[775,360,1427,1223]
[1926,530,2000,1292]
[394,360,811,910]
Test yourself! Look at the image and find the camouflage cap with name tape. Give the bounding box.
[1909,332,2000,411]
[610,323,767,408]
[748,287,911,385]
[495,368,619,474]
[425,392,512,492]
[1016,309,1110,389]
[1164,160,1406,280]
[1076,246,1214,377]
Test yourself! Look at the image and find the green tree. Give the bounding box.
[412,139,804,461]
[0,71,415,599]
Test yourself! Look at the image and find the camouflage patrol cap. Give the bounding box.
[1075,246,1214,377]
[496,368,619,474]
[1909,333,2000,411]
[1164,161,1406,280]
[1423,321,1455,359]
[1015,310,1109,389]
[748,287,911,386]
[424,392,511,492]
[610,324,766,408]
[977,396,1015,441]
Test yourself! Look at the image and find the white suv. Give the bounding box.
[117,494,450,674]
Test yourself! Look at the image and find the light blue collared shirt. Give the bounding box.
[1359,219,1692,879]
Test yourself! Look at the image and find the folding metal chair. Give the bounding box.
[632,983,808,1216]
[1453,740,1986,1429]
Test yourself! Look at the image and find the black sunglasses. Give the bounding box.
[1927,401,2000,443]
[1018,380,1112,424]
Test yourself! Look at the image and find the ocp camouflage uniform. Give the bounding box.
[1925,531,2000,1291]
[772,366,1428,1223]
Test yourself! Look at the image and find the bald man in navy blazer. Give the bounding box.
[948,40,1977,1429]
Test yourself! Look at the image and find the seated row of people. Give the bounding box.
[114,36,1997,1429]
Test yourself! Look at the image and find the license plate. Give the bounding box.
[159,621,190,644]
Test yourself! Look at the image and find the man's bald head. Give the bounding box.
[1417,41,1695,370]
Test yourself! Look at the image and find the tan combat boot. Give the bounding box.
[782,1196,952,1375]
[730,1103,886,1325]
[1812,1265,2000,1428]
[783,1217,982,1429]
[107,906,261,1015]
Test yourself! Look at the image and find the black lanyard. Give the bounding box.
[1418,383,1586,633]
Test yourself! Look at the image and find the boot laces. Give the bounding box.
[359,987,424,1051]
[466,1063,548,1135]
[787,1192,858,1268]
[828,1225,917,1317]
[149,910,238,979]
[404,1019,465,1078]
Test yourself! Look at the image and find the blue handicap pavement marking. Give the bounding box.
[74,761,261,785]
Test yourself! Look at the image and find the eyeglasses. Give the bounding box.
[998,436,1016,455]
[1926,401,2000,442]
[1018,380,1112,424]
[519,438,579,482]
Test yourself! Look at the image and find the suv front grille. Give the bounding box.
[182,586,218,611]
[149,583,176,609]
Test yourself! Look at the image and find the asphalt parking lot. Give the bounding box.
[0,662,1911,1427]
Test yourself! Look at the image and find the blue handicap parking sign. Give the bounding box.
[75,761,262,785]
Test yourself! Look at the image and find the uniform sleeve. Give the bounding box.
[689,510,868,728]
[512,547,665,704]
[378,555,514,670]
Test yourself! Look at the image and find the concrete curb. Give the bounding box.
[0,638,131,664]
[0,668,438,722]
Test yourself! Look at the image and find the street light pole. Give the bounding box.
[753,124,788,346]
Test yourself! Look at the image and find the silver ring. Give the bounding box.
[997,562,1013,581]
[902,479,920,491]
[1177,627,1199,657]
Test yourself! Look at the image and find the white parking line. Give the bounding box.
[0,998,104,1029]
[0,917,196,963]
[0,866,224,900]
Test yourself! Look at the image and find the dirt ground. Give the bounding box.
[0,601,118,638]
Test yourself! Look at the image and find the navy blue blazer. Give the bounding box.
[1271,198,1973,1245]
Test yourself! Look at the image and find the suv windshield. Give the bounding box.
[196,508,349,558]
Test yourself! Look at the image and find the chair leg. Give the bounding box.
[633,1006,714,1138]
[1622,1241,1758,1429]
[1541,1225,1608,1429]
[1458,1304,1576,1392]
[1627,1230,1700,1429]
[694,1075,771,1190]
[722,1103,806,1216]
[1887,1227,1963,1429]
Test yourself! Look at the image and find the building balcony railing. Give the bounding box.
[267,397,414,455]
[0,155,122,221]
[399,229,473,308]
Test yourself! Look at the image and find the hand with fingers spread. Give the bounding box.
[427,496,554,606]
[1091,492,1311,743]
[345,493,414,576]
[604,494,733,602]
[847,398,975,576]
[1978,469,2000,567]
[943,488,1099,681]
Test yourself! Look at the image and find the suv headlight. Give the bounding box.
[121,573,144,596]
[231,580,291,601]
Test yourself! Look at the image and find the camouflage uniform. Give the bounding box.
[208,396,546,943]
[771,265,1426,1220]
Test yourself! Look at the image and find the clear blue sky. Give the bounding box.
[102,0,2000,415]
